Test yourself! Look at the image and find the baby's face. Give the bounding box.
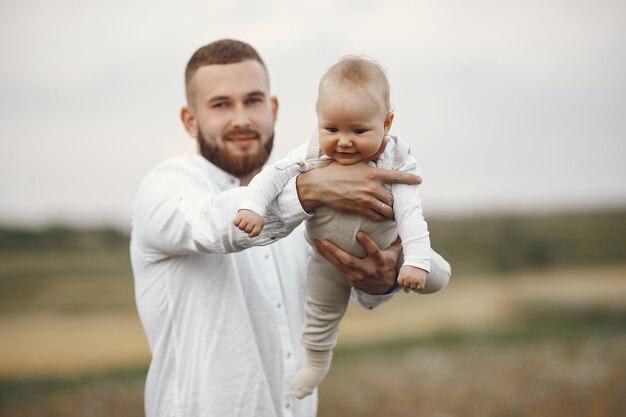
[317,84,391,165]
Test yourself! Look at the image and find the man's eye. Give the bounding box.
[212,102,227,109]
[247,97,262,105]
[353,129,366,134]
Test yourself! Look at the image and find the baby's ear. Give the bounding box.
[383,112,395,135]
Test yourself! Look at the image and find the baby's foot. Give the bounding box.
[290,349,332,399]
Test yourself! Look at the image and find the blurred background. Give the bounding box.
[1,1,625,416]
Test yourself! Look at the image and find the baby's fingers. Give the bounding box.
[235,220,249,232]
[248,224,263,238]
[397,276,409,288]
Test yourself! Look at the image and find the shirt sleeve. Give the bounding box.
[391,146,432,272]
[238,141,310,216]
[349,289,398,310]
[132,160,311,259]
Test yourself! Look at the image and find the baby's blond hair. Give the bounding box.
[318,56,391,113]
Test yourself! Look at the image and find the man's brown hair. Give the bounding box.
[185,39,267,102]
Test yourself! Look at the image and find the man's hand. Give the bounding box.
[296,162,421,221]
[234,209,264,238]
[397,265,428,292]
[315,232,402,294]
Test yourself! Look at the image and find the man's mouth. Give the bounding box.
[230,137,256,143]
[226,132,260,147]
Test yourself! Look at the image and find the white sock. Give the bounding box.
[290,348,333,399]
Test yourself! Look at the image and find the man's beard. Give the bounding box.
[198,128,274,178]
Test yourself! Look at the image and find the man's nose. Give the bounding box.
[232,104,251,127]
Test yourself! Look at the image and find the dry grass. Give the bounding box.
[0,370,145,417]
[1,262,625,417]
[339,263,626,346]
[0,311,147,377]
[2,264,624,378]
[319,336,626,417]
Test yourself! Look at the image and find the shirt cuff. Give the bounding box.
[238,197,267,217]
[402,257,431,273]
[276,176,313,226]
[351,288,398,310]
[382,279,400,295]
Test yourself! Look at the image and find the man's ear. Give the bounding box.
[181,106,198,138]
[383,111,395,135]
[271,96,279,122]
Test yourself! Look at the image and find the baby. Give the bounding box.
[235,56,450,398]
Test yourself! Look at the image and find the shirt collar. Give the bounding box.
[190,153,241,190]
[190,151,282,190]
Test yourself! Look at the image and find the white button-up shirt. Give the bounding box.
[130,154,394,417]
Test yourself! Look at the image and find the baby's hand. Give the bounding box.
[397,265,428,292]
[234,209,264,238]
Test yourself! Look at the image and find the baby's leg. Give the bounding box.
[291,348,333,399]
[421,249,452,294]
[291,257,351,399]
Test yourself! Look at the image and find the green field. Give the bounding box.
[1,209,625,417]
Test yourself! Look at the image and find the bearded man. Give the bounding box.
[131,39,446,417]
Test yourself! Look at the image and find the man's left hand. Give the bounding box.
[314,232,401,294]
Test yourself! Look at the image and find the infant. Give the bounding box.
[235,56,450,398]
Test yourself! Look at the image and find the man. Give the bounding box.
[131,39,449,417]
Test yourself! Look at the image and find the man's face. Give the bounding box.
[184,60,278,178]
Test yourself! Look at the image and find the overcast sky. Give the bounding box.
[1,0,625,229]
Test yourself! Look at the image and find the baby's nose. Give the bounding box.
[338,134,352,147]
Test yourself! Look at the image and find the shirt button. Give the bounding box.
[264,254,269,260]
[286,352,291,359]
[285,403,291,409]
[276,302,282,309]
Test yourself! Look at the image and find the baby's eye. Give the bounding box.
[353,129,366,134]
[325,127,338,133]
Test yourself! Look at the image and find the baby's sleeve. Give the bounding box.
[390,139,431,272]
[238,141,310,217]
